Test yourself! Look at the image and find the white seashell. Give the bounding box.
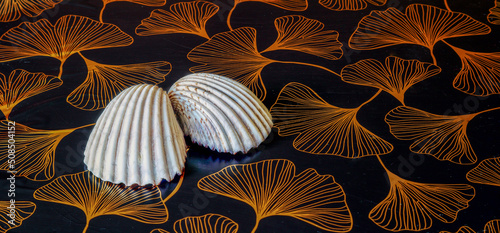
[84,84,187,186]
[168,73,273,154]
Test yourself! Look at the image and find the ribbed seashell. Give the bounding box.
[84,84,187,186]
[168,73,273,154]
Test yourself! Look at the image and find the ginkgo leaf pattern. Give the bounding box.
[188,27,276,100]
[349,4,491,51]
[0,201,36,232]
[173,214,238,233]
[486,220,500,233]
[0,121,93,181]
[0,15,133,63]
[341,56,441,104]
[489,1,500,24]
[440,226,476,233]
[33,171,168,233]
[270,82,393,158]
[385,106,477,164]
[466,157,500,187]
[198,159,353,233]
[319,0,386,11]
[262,15,343,60]
[135,1,219,39]
[67,56,170,111]
[0,69,62,119]
[0,0,62,22]
[370,171,475,231]
[0,0,498,231]
[447,43,500,96]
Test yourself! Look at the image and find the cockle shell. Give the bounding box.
[84,84,187,186]
[168,73,273,154]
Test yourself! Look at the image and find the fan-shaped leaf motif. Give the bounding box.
[235,0,307,11]
[319,0,386,11]
[0,69,62,119]
[198,159,353,232]
[385,106,477,164]
[341,56,441,104]
[173,214,238,233]
[67,56,170,111]
[349,4,491,50]
[0,0,62,22]
[489,1,500,24]
[0,201,36,232]
[0,122,92,181]
[188,27,275,100]
[102,0,166,5]
[0,15,133,63]
[34,171,168,232]
[263,15,343,60]
[135,1,219,39]
[440,226,476,233]
[466,157,500,187]
[270,82,393,157]
[448,44,500,96]
[486,220,500,233]
[370,171,475,231]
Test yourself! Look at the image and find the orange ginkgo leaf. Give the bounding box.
[0,15,133,63]
[447,44,500,96]
[385,106,477,164]
[349,4,491,51]
[486,220,500,233]
[370,171,475,231]
[270,82,393,158]
[0,201,36,232]
[262,15,343,60]
[67,56,170,111]
[198,159,353,233]
[440,226,476,233]
[188,27,275,100]
[0,69,62,119]
[34,171,168,233]
[173,214,238,233]
[489,1,500,25]
[0,121,93,181]
[466,157,500,187]
[135,1,219,39]
[341,56,441,104]
[0,0,62,22]
[319,0,386,11]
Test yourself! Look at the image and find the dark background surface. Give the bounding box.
[1,0,500,232]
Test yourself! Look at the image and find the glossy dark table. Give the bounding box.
[1,0,500,232]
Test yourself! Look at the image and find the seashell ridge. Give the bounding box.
[168,73,273,154]
[84,84,187,186]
